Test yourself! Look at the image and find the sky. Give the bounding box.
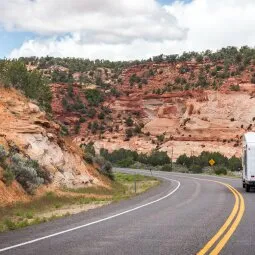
[1,0,255,60]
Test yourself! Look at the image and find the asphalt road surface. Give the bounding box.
[0,168,252,255]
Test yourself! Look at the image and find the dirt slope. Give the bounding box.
[0,88,104,205]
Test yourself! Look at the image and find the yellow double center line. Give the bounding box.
[197,179,245,255]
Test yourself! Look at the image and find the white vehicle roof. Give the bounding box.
[244,132,255,143]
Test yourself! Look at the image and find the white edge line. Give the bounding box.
[0,176,180,253]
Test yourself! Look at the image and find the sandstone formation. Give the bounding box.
[0,88,103,204]
[50,61,255,159]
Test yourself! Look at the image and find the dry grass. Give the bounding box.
[0,173,160,232]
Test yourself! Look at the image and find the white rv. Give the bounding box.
[242,132,255,192]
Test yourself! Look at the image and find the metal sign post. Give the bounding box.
[134,175,136,194]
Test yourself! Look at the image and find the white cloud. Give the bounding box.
[9,35,185,60]
[1,0,186,43]
[6,0,255,60]
[165,0,255,52]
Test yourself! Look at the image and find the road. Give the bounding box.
[0,169,252,255]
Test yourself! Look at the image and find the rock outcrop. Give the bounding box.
[50,61,255,160]
[0,88,103,204]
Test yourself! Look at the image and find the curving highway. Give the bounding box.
[0,168,252,255]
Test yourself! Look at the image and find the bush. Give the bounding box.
[79,116,86,123]
[0,145,7,162]
[125,128,133,138]
[101,161,114,180]
[214,167,227,175]
[161,164,172,172]
[60,125,69,136]
[87,108,96,118]
[129,74,141,86]
[84,89,103,106]
[2,167,15,186]
[147,150,170,166]
[176,154,190,167]
[74,122,80,134]
[117,157,134,168]
[230,85,240,91]
[98,112,105,120]
[81,142,96,156]
[10,154,44,194]
[176,151,240,173]
[189,164,202,173]
[0,60,52,112]
[125,116,134,127]
[83,154,93,164]
[157,134,165,143]
[93,155,114,180]
[100,148,170,167]
[228,156,242,171]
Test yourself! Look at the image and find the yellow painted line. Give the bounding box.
[210,186,245,255]
[196,181,240,255]
[197,182,239,255]
[171,174,245,255]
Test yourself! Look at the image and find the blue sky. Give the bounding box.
[0,30,35,58]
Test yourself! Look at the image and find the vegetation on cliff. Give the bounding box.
[0,60,52,112]
[0,145,51,194]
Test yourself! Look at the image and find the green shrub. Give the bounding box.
[189,164,202,173]
[117,157,134,168]
[79,117,86,123]
[60,125,69,136]
[10,154,44,194]
[98,112,105,120]
[84,89,103,106]
[228,156,242,171]
[129,74,141,86]
[230,85,240,91]
[83,154,93,164]
[61,97,68,110]
[157,134,165,143]
[81,142,96,156]
[74,122,81,134]
[2,167,15,186]
[100,148,170,167]
[0,60,52,112]
[87,108,96,118]
[147,150,170,166]
[176,154,190,166]
[216,66,223,71]
[134,125,142,134]
[101,161,114,180]
[0,145,7,162]
[125,128,133,138]
[161,164,172,172]
[91,155,114,180]
[4,219,17,231]
[214,167,227,175]
[125,116,134,127]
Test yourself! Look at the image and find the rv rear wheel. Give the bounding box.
[246,184,250,192]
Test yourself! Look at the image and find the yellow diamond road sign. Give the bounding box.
[209,159,215,166]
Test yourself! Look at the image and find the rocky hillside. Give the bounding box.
[0,88,104,205]
[18,47,255,159]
